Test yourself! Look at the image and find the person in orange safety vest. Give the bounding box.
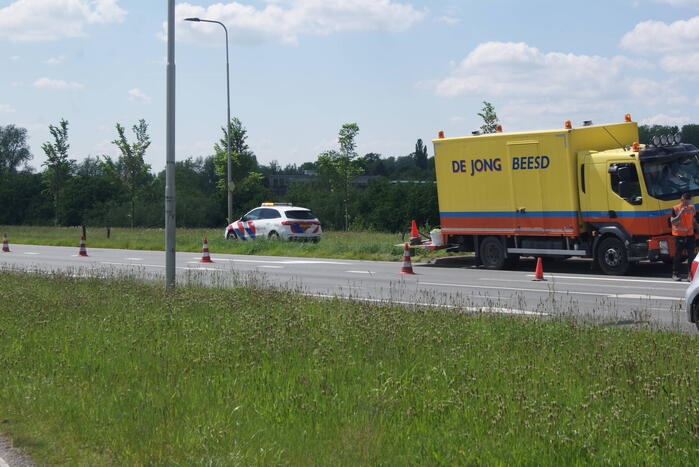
[670,192,699,281]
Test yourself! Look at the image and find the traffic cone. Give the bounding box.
[409,220,421,257]
[410,220,419,239]
[200,237,213,263]
[400,242,415,275]
[78,235,88,257]
[2,234,9,252]
[532,257,545,281]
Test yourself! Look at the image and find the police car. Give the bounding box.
[224,203,322,242]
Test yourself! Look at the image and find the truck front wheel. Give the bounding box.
[597,236,629,275]
[480,236,506,269]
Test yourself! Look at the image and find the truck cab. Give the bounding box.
[579,142,699,273]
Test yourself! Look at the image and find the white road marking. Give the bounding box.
[282,260,350,265]
[125,257,143,261]
[419,281,681,301]
[486,277,685,293]
[23,252,39,255]
[616,294,682,301]
[525,274,686,285]
[346,270,373,274]
[101,261,164,268]
[102,261,224,273]
[421,281,600,296]
[258,265,283,269]
[215,258,349,265]
[303,293,545,316]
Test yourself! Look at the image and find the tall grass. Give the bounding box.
[0,225,447,262]
[0,271,697,465]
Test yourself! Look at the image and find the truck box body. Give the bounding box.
[431,119,699,274]
[434,123,638,238]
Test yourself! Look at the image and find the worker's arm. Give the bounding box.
[670,207,683,225]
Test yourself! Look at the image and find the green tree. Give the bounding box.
[213,118,270,219]
[62,157,124,226]
[316,123,363,231]
[0,124,32,175]
[638,124,680,144]
[413,138,428,170]
[41,119,74,226]
[107,119,152,227]
[478,101,499,134]
[681,124,699,147]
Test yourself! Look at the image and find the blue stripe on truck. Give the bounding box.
[441,211,577,218]
[441,209,674,218]
[581,209,671,218]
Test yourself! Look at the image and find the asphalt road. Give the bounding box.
[0,243,693,332]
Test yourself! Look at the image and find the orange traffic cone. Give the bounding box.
[2,233,9,252]
[200,237,213,263]
[78,235,88,257]
[400,242,415,275]
[532,257,545,281]
[410,220,419,239]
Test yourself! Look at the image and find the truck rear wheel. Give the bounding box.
[480,236,506,269]
[597,236,629,275]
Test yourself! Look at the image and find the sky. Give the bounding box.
[2,0,699,173]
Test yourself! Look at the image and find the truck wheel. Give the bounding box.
[597,236,629,275]
[480,236,506,269]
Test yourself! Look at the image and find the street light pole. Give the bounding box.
[165,0,176,289]
[184,17,233,224]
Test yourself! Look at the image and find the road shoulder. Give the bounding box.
[0,434,34,467]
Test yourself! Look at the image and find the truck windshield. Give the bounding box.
[642,153,699,200]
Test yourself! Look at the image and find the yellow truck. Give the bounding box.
[432,116,699,274]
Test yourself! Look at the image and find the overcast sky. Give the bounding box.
[2,0,699,172]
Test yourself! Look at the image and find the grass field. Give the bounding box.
[0,225,449,262]
[1,271,698,465]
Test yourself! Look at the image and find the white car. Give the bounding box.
[224,203,322,242]
[684,253,699,330]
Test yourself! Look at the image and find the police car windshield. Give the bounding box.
[286,210,316,220]
[642,153,699,200]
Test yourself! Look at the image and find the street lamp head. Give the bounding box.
[184,17,200,22]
